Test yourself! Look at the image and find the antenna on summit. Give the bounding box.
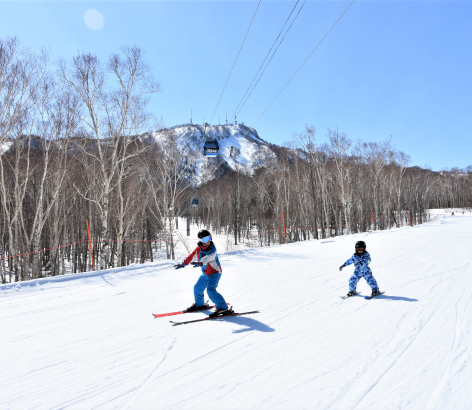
[226,113,228,125]
[190,109,192,125]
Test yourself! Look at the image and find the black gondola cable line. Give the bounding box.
[234,0,307,120]
[251,0,356,128]
[224,1,285,113]
[209,0,262,125]
[230,0,355,146]
[231,0,301,120]
[198,2,354,165]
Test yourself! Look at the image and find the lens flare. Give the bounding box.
[84,9,104,31]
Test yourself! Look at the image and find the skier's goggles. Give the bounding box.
[201,235,211,244]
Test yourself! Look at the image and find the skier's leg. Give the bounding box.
[362,269,379,291]
[206,273,227,309]
[193,273,209,306]
[349,271,362,292]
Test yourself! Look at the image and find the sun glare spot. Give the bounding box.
[84,9,104,31]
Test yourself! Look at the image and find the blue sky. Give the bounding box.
[1,1,471,171]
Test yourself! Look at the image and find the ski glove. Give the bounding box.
[191,262,203,268]
[339,264,346,271]
[174,263,185,270]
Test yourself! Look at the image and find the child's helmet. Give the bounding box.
[355,240,366,249]
[198,229,211,239]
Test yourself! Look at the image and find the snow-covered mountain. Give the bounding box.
[153,123,276,182]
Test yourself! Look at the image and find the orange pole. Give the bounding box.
[282,213,287,244]
[371,208,375,231]
[408,210,412,227]
[86,219,95,271]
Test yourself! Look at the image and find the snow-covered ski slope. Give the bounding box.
[1,215,472,409]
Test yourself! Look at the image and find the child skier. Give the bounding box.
[174,229,232,317]
[339,241,381,298]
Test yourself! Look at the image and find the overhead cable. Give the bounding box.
[251,0,356,128]
[231,0,303,120]
[235,1,306,120]
[209,0,262,125]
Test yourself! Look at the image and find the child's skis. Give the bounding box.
[364,292,384,300]
[341,292,359,299]
[152,303,230,318]
[152,306,216,318]
[170,310,260,326]
[342,291,385,300]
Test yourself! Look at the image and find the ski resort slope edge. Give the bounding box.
[1,216,472,409]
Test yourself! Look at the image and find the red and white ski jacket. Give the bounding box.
[183,242,222,276]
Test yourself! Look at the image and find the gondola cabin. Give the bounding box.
[203,139,219,157]
[192,199,198,207]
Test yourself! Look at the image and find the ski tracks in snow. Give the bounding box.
[344,303,442,410]
[3,215,472,409]
[334,264,472,409]
[121,337,176,410]
[425,284,472,409]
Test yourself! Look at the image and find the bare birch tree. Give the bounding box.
[0,36,48,282]
[58,46,161,268]
[328,128,353,234]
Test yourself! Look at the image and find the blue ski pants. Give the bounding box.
[349,269,379,292]
[194,273,227,309]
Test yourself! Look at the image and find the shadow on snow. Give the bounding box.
[376,294,418,302]
[210,315,275,333]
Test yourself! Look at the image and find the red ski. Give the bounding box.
[152,303,229,318]
[170,310,260,326]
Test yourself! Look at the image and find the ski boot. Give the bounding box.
[370,289,381,297]
[346,290,357,297]
[184,303,211,313]
[209,308,234,318]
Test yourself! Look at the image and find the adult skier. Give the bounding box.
[339,241,381,298]
[174,229,232,317]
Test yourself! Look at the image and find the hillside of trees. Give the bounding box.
[1,36,471,283]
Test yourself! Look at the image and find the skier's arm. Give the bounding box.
[340,255,354,271]
[183,247,199,266]
[344,256,355,266]
[175,248,200,269]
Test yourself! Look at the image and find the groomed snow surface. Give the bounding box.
[1,215,472,409]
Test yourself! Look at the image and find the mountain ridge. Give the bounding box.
[153,123,277,183]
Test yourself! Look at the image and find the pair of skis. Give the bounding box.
[152,305,259,325]
[342,291,385,300]
[154,290,384,325]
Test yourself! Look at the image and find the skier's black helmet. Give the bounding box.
[355,240,366,249]
[198,229,211,239]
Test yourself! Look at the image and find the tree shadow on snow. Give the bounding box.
[377,295,418,302]
[222,316,275,333]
